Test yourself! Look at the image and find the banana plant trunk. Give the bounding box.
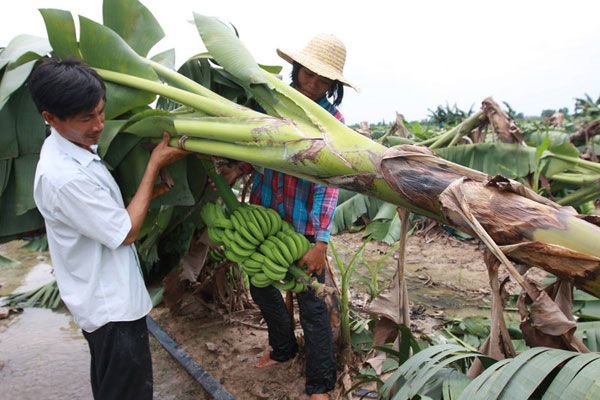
[183,135,600,295]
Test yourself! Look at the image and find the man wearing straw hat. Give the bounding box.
[223,34,357,400]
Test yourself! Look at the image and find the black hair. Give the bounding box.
[291,62,344,107]
[28,57,106,120]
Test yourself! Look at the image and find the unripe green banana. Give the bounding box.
[215,205,228,221]
[290,233,305,260]
[268,235,294,265]
[223,228,235,242]
[212,217,233,230]
[296,233,310,255]
[232,209,248,229]
[229,240,254,258]
[250,273,273,288]
[237,224,261,246]
[207,227,224,245]
[259,242,277,263]
[250,206,270,237]
[241,260,262,275]
[200,203,217,227]
[262,265,286,281]
[265,208,282,235]
[240,208,265,242]
[261,240,288,267]
[278,232,299,261]
[243,259,264,272]
[224,249,245,264]
[250,252,266,263]
[292,282,306,293]
[220,234,235,251]
[289,265,311,281]
[253,206,272,236]
[233,231,256,250]
[240,263,257,276]
[281,220,295,234]
[241,206,260,229]
[273,279,296,291]
[263,256,288,274]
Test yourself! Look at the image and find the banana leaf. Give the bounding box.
[21,234,48,252]
[527,130,571,148]
[0,87,20,160]
[78,16,158,119]
[435,143,536,179]
[362,203,404,244]
[0,159,11,197]
[575,321,600,351]
[442,370,472,400]
[150,49,175,69]
[0,166,44,241]
[39,8,80,59]
[102,0,165,58]
[13,85,46,155]
[541,352,600,400]
[0,34,51,110]
[331,191,385,234]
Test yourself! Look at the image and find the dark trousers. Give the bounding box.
[82,316,153,400]
[250,271,336,395]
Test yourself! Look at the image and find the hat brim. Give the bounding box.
[277,48,358,91]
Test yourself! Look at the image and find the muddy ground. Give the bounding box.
[0,229,539,399]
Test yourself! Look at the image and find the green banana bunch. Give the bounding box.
[200,201,313,292]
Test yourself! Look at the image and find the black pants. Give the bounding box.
[82,316,153,400]
[250,270,336,395]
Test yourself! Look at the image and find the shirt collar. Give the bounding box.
[51,127,101,167]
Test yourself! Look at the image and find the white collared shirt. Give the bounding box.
[33,129,151,332]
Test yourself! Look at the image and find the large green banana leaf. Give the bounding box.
[331,190,385,234]
[435,143,536,179]
[102,0,164,58]
[0,34,51,110]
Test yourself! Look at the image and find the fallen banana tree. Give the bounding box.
[2,0,600,300]
[105,15,600,296]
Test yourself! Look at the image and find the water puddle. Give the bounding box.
[12,263,54,294]
[0,308,92,400]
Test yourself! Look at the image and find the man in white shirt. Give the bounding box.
[29,58,188,400]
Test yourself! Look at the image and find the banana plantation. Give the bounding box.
[2,0,600,399]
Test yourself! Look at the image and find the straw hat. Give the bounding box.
[277,34,357,90]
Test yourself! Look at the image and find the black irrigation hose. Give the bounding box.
[146,316,236,400]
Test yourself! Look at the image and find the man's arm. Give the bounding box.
[122,132,189,245]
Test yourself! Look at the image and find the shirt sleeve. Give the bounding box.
[310,184,339,243]
[52,177,132,250]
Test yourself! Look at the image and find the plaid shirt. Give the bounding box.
[241,97,344,243]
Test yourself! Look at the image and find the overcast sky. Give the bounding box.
[2,0,599,124]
